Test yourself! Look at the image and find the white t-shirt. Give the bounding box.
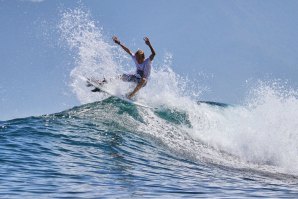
[131,55,152,78]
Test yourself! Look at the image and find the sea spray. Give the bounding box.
[242,82,298,172]
[190,82,298,174]
[58,8,200,107]
[58,8,125,103]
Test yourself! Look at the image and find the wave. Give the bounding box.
[47,95,298,178]
[2,95,298,191]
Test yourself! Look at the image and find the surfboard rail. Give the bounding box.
[86,77,153,109]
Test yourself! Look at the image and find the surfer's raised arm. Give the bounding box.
[112,36,133,56]
[144,37,156,61]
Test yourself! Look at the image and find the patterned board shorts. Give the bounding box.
[121,74,147,87]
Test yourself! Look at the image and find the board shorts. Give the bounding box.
[121,74,147,87]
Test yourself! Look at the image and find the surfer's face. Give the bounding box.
[135,50,145,64]
[136,55,145,64]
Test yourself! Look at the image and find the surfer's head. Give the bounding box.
[135,50,145,64]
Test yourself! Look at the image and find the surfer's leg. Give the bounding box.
[121,74,139,84]
[137,78,147,87]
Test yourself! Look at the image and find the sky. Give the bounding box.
[1,0,298,120]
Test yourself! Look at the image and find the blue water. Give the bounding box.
[1,97,298,198]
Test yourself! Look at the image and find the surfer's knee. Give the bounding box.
[141,78,147,84]
[140,78,147,87]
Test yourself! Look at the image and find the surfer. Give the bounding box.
[112,36,156,99]
[87,36,156,99]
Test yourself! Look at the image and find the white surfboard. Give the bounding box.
[86,77,153,109]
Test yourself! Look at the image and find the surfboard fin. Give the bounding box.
[91,88,102,92]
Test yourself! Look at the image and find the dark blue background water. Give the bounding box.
[1,98,298,198]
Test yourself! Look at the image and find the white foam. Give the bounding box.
[58,8,126,103]
[188,82,298,174]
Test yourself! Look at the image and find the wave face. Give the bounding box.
[1,7,298,198]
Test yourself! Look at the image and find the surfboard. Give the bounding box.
[86,77,153,109]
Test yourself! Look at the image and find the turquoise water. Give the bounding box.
[1,97,298,198]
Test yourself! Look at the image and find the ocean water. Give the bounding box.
[1,98,298,198]
[1,8,298,198]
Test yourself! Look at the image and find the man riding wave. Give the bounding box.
[113,36,156,99]
[88,36,156,99]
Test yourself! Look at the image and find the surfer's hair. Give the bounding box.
[135,50,145,59]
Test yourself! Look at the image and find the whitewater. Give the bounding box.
[1,8,298,198]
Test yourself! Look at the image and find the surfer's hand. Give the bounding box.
[144,37,150,46]
[112,36,120,45]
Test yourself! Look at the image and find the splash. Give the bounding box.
[242,82,298,171]
[190,81,298,174]
[58,8,199,107]
[58,8,123,103]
